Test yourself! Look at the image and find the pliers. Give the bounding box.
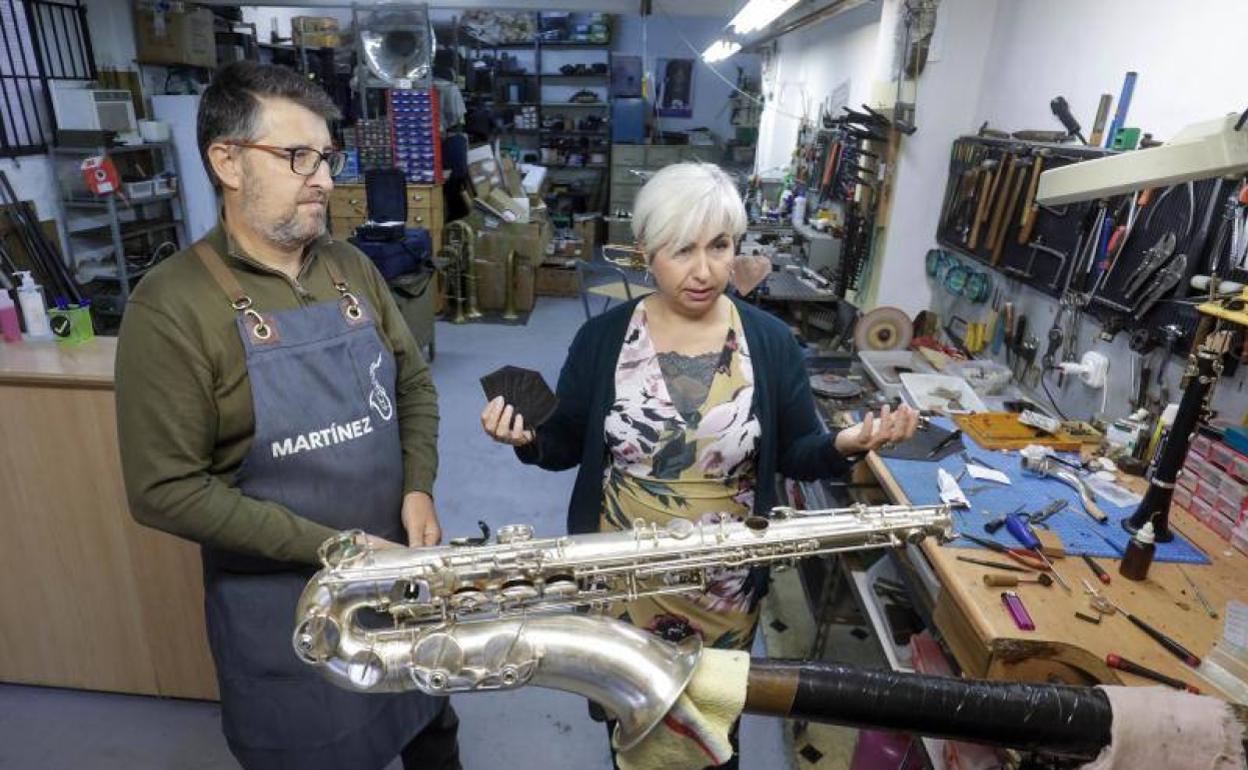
[956,533,1050,572]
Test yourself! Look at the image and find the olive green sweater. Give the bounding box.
[115,222,438,565]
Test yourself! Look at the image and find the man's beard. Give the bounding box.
[242,183,327,250]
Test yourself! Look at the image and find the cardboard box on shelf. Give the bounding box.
[134,5,216,68]
[292,16,340,47]
[476,218,553,264]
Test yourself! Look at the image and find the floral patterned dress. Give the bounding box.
[600,301,764,650]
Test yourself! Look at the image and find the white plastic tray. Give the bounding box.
[858,351,936,400]
[899,373,988,413]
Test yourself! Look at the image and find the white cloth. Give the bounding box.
[1080,686,1245,770]
[616,649,751,770]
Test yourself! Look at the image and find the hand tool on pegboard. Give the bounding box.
[1016,151,1048,244]
[991,156,1031,265]
[967,157,1000,250]
[1104,71,1138,148]
[1121,231,1178,300]
[1088,94,1113,146]
[1049,96,1087,144]
[983,154,1018,254]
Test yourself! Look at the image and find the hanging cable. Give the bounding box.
[1040,367,1070,422]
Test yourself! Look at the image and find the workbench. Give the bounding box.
[861,449,1248,700]
[0,338,217,700]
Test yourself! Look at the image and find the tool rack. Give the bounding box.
[934,135,1244,345]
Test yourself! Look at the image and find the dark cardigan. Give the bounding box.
[517,296,854,535]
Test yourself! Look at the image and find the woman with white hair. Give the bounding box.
[481,162,918,764]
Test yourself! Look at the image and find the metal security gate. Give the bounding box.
[0,0,95,157]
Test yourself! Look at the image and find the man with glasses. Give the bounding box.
[115,62,459,770]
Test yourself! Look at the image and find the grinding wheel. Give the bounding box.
[854,306,913,351]
[810,374,864,399]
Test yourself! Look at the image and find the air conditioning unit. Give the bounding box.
[50,85,138,134]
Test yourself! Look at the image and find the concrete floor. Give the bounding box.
[0,296,793,770]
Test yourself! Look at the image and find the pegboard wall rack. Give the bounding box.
[934,134,1244,353]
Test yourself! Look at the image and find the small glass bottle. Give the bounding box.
[1119,519,1157,581]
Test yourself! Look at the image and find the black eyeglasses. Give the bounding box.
[224,142,347,177]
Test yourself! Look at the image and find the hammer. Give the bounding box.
[984,573,1054,588]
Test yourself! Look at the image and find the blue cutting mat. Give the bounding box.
[879,419,1210,565]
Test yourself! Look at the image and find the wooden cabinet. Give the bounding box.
[328,183,444,255]
[0,340,218,700]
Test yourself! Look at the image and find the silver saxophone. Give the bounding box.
[292,503,953,749]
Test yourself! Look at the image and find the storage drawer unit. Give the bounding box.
[610,182,642,210]
[644,145,683,166]
[329,183,444,252]
[609,143,724,215]
[612,144,647,166]
[681,145,720,163]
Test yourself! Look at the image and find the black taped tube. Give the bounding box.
[746,660,1113,761]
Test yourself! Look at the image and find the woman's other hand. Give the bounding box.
[481,396,536,447]
[834,404,920,455]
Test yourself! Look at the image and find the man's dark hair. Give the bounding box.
[197,61,341,183]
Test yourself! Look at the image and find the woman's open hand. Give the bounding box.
[834,403,920,455]
[481,396,536,447]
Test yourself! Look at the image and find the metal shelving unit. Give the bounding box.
[51,142,188,302]
[459,15,613,214]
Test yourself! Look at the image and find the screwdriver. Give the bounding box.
[1102,595,1202,668]
[983,572,1054,588]
[1081,554,1111,585]
[956,555,1033,573]
[1005,513,1072,592]
[1107,653,1200,693]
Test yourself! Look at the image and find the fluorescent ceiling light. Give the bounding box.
[729,0,800,35]
[702,39,742,63]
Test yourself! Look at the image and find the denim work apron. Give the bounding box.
[193,242,442,770]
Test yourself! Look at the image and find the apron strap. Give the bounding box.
[193,239,276,343]
[193,237,364,330]
[320,249,366,322]
[194,239,250,307]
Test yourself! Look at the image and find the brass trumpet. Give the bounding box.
[439,220,482,323]
[603,242,646,270]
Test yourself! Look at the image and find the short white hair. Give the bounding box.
[631,162,746,260]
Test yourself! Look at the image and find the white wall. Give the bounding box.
[868,0,1000,310]
[612,14,759,142]
[754,2,882,174]
[975,0,1245,143]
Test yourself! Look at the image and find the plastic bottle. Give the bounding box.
[13,271,52,341]
[1119,519,1156,581]
[0,288,19,342]
[791,193,807,227]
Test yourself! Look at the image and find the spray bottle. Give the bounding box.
[0,284,19,342]
[13,271,52,341]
